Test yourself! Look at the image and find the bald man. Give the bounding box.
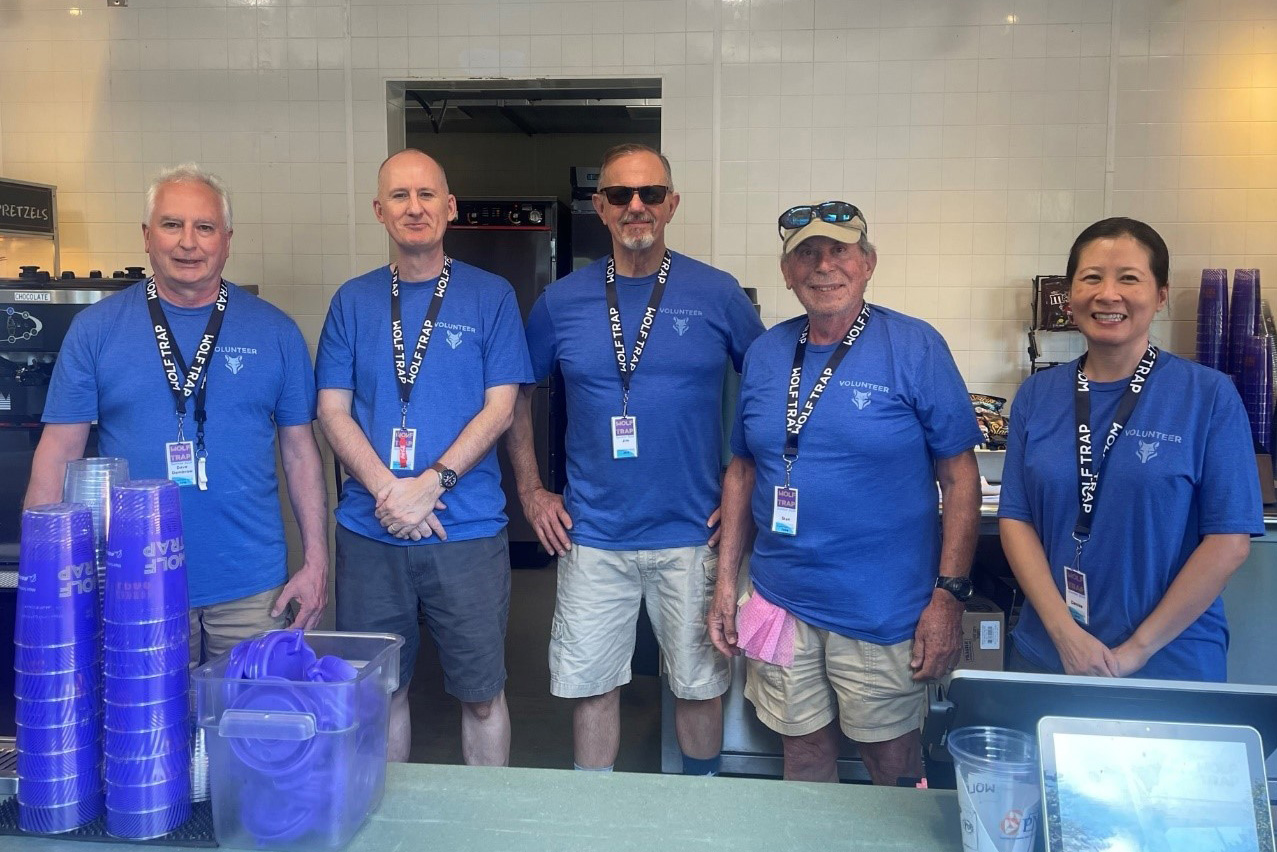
[316,149,532,765]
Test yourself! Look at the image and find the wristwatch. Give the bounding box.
[934,576,974,602]
[429,462,458,491]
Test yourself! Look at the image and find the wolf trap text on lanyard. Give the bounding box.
[389,259,452,471]
[147,278,229,491]
[773,304,870,536]
[1065,344,1157,626]
[604,250,672,460]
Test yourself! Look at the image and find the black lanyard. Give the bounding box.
[604,250,671,414]
[782,304,871,482]
[390,258,452,428]
[146,277,228,451]
[1073,344,1158,540]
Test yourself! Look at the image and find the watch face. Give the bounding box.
[439,468,458,489]
[939,577,973,601]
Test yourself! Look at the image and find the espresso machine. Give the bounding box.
[0,265,143,786]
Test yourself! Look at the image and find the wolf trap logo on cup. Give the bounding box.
[59,560,96,597]
[143,537,185,574]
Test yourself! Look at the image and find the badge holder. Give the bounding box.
[1063,533,1089,625]
[771,455,798,536]
[165,414,197,488]
[389,404,417,471]
[611,391,638,459]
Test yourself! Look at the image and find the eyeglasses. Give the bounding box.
[777,201,865,237]
[597,185,670,206]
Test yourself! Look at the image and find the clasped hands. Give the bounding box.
[374,472,447,541]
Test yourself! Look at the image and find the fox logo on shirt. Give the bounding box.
[852,389,872,410]
[446,330,463,349]
[673,317,690,337]
[224,354,243,375]
[1137,440,1159,463]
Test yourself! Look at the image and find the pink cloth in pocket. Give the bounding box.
[735,592,796,667]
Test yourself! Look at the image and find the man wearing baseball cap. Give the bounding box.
[708,202,982,784]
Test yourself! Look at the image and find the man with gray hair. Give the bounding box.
[27,163,329,664]
[708,201,981,784]
[507,143,764,774]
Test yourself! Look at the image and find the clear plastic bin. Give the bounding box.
[193,631,403,852]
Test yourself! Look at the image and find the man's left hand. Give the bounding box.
[909,591,964,681]
[375,475,445,532]
[706,506,722,548]
[272,560,328,630]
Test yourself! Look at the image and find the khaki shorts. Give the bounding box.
[743,592,924,743]
[188,585,287,668]
[549,543,730,701]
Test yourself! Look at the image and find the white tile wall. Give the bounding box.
[0,0,1274,406]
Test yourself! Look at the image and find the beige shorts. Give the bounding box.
[188,585,287,668]
[549,543,730,701]
[743,593,925,743]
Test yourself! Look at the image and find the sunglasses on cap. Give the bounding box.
[777,201,865,238]
[597,185,670,206]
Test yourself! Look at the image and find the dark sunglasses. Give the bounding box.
[777,201,865,235]
[597,185,670,206]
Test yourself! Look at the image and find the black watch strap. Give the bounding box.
[935,576,973,602]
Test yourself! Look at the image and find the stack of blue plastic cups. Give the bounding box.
[102,479,192,840]
[15,503,104,834]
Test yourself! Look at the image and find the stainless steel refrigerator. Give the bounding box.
[442,198,569,563]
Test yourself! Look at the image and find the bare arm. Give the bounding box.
[707,455,756,657]
[999,516,1117,676]
[504,383,573,555]
[316,388,397,497]
[910,449,980,681]
[272,422,330,629]
[24,423,91,508]
[1112,533,1250,676]
[374,383,521,539]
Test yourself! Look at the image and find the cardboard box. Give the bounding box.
[960,594,1006,671]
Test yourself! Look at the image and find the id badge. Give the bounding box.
[611,415,638,459]
[389,427,417,470]
[771,486,798,536]
[1064,566,1089,625]
[165,441,197,487]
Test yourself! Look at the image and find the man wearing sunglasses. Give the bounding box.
[708,203,981,785]
[507,143,765,774]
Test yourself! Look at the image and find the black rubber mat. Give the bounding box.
[0,795,217,846]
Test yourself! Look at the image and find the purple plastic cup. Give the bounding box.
[106,774,191,814]
[17,504,100,645]
[18,742,100,780]
[15,668,101,702]
[103,480,188,623]
[104,744,191,786]
[18,771,102,808]
[104,694,189,731]
[13,637,101,674]
[105,797,191,840]
[18,793,103,834]
[104,668,188,704]
[103,721,190,760]
[17,715,100,755]
[104,641,188,678]
[15,691,100,728]
[104,612,189,649]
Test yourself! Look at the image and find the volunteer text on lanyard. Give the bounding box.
[772,303,871,536]
[147,277,228,491]
[1065,343,1158,625]
[389,258,452,471]
[603,250,671,459]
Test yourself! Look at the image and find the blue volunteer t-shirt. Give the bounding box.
[732,307,982,644]
[316,261,532,545]
[43,282,316,608]
[525,252,765,550]
[998,352,1263,681]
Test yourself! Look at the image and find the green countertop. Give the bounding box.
[6,763,964,851]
